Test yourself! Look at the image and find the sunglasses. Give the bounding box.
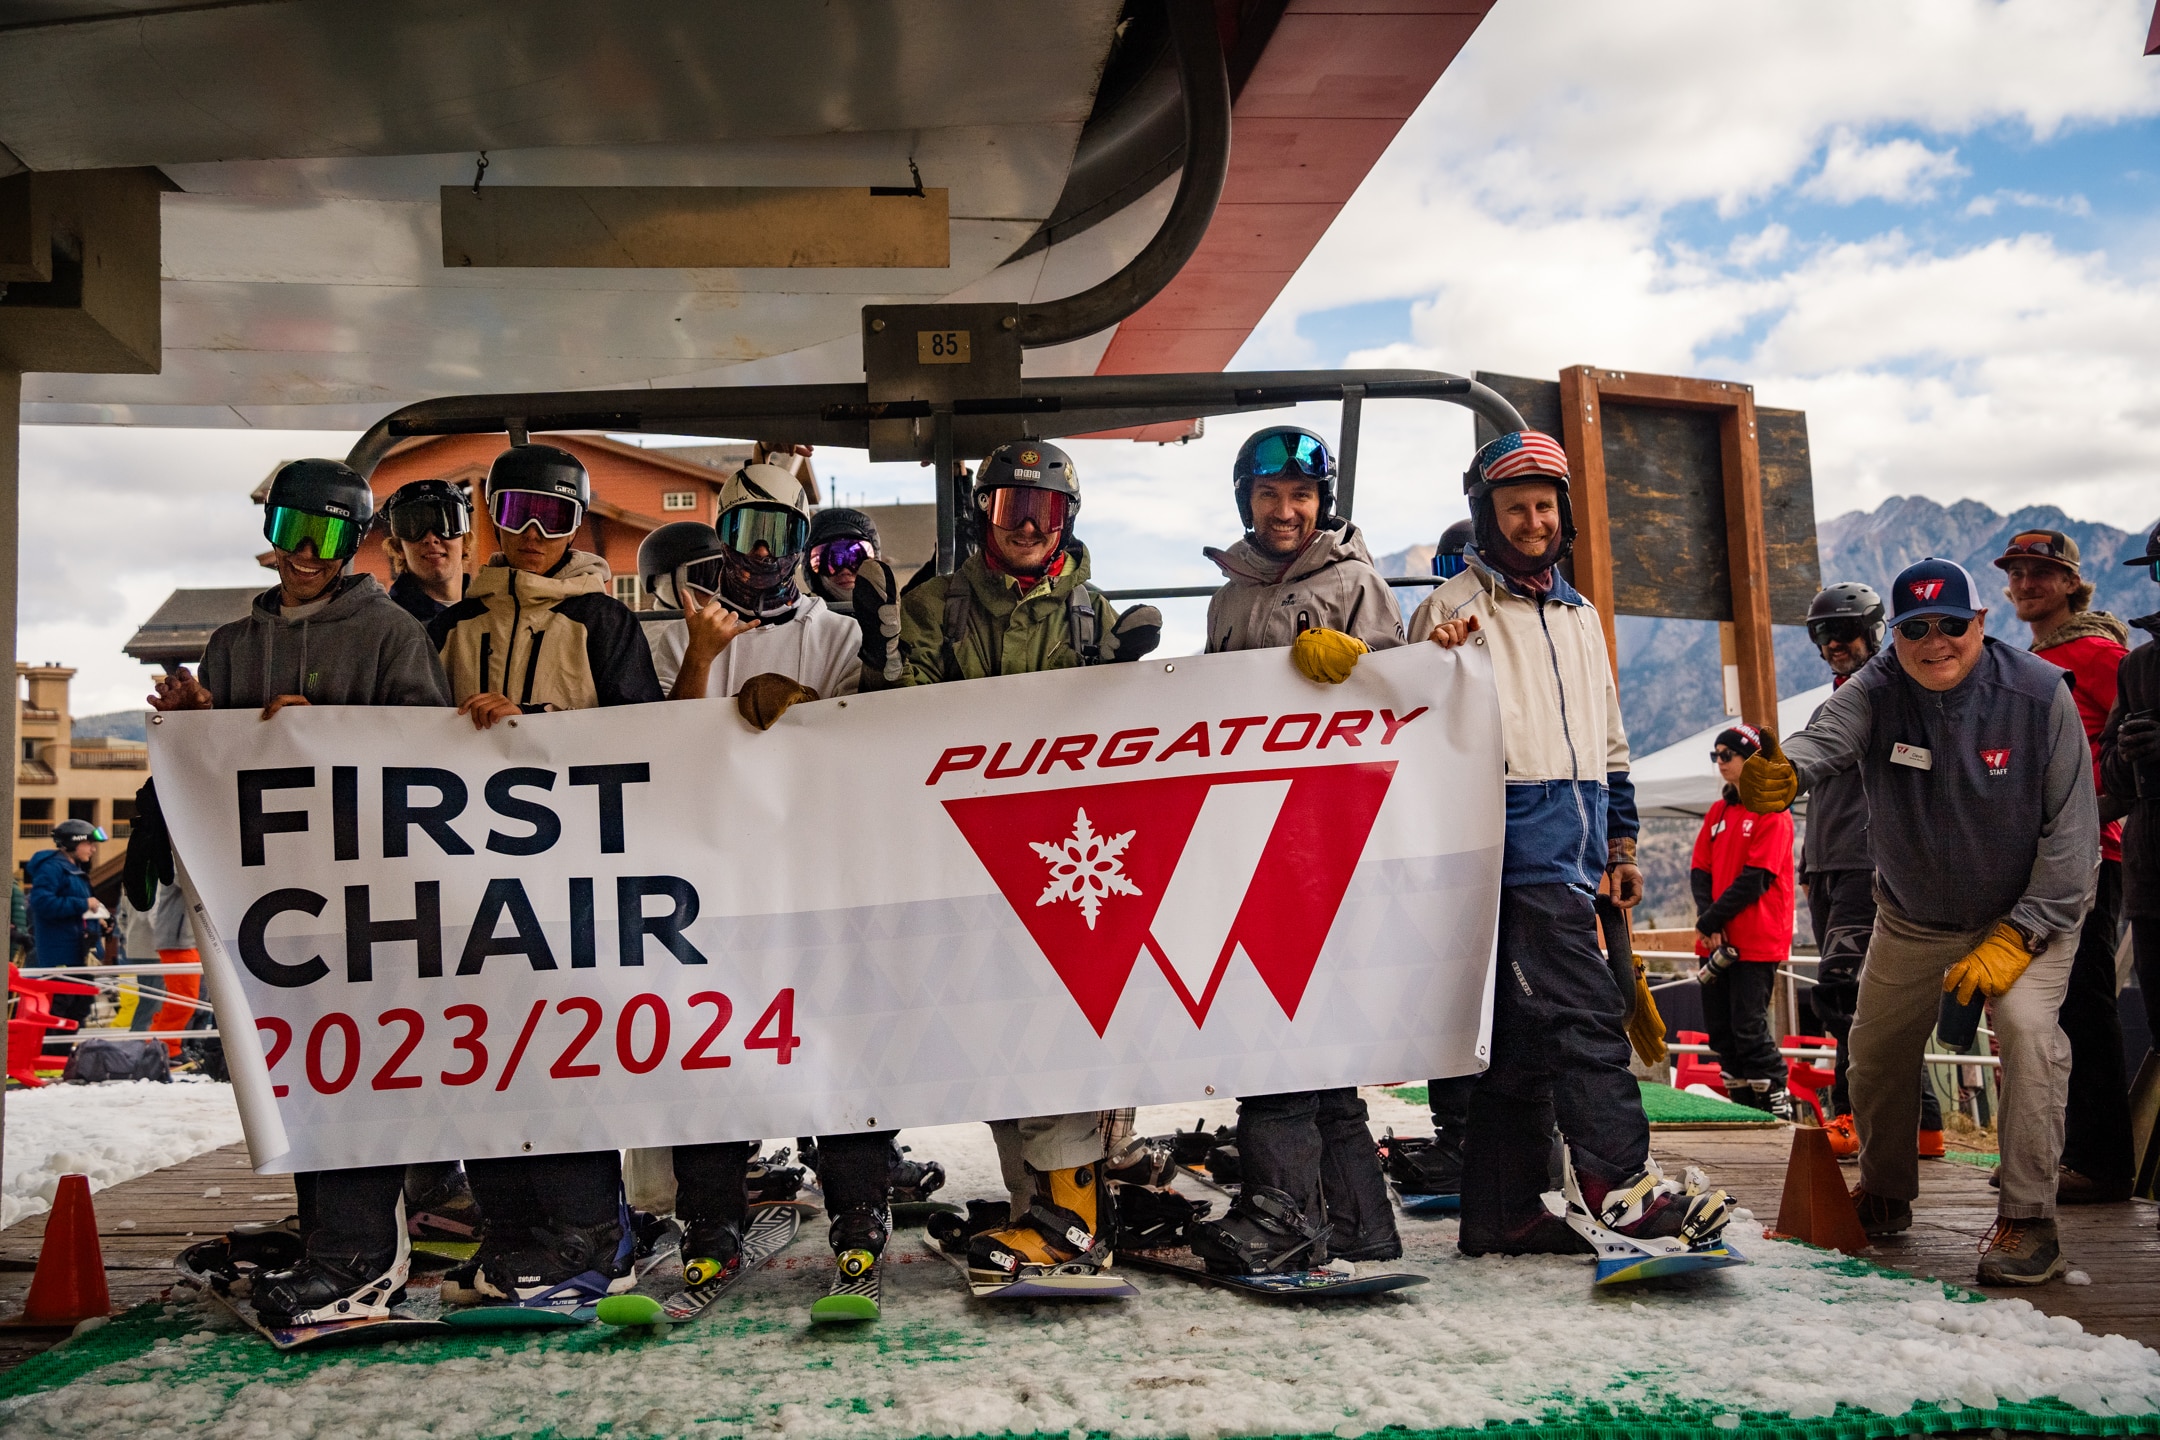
[265,505,365,562]
[1807,617,1871,645]
[808,537,875,577]
[490,489,583,540]
[984,486,1070,535]
[1248,431,1332,480]
[717,504,808,559]
[1896,616,1973,642]
[1711,748,1744,764]
[1433,553,1467,580]
[2001,534,2068,561]
[385,496,470,543]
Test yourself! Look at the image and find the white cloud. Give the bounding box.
[1964,189,2094,217]
[1799,130,1967,204]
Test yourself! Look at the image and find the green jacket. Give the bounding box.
[883,544,1119,687]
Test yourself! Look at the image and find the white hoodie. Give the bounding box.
[644,593,861,700]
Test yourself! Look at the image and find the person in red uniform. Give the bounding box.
[1691,723,1799,1118]
[1996,529,2132,1203]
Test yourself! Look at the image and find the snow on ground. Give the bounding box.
[2,1078,243,1228]
[3,1089,2158,1440]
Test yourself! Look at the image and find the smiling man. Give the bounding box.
[378,478,471,623]
[1739,557,2098,1286]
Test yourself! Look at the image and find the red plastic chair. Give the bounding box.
[1783,1032,1838,1125]
[7,965,100,1087]
[1672,1029,1725,1095]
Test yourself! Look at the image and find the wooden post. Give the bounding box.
[1556,366,1619,672]
[1717,393,1777,729]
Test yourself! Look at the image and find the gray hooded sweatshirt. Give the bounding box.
[201,574,451,711]
[1203,521,1405,654]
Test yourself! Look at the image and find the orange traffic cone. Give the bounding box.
[21,1174,110,1325]
[1770,1126,1870,1255]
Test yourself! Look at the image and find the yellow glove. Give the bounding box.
[1626,964,1668,1067]
[735,673,820,731]
[1942,922,2036,1005]
[1292,628,1367,685]
[1736,729,1799,813]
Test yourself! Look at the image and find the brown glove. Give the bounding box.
[1736,729,1799,813]
[1626,963,1668,1066]
[735,673,820,731]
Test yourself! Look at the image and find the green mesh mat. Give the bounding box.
[1942,1150,2000,1169]
[1390,1082,1779,1126]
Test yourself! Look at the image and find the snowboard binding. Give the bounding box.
[1188,1184,1329,1276]
[1555,1150,1745,1285]
[176,1214,304,1298]
[1112,1183,1212,1250]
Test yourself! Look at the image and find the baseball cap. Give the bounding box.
[1888,557,1982,623]
[1991,529,2080,574]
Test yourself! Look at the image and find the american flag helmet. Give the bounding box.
[1464,430,1570,493]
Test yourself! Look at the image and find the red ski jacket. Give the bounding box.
[2034,615,2129,863]
[1690,795,1796,963]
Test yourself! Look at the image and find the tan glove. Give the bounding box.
[1291,627,1367,685]
[735,673,820,731]
[1736,729,1799,813]
[1626,963,1668,1067]
[1942,922,2036,1005]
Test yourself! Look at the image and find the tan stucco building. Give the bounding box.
[15,663,143,874]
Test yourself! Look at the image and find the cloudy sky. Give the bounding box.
[23,0,2160,714]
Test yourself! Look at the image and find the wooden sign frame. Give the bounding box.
[1556,366,1776,729]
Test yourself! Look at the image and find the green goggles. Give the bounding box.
[716,504,808,559]
[264,505,365,562]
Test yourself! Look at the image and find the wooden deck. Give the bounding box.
[1,1127,2156,1374]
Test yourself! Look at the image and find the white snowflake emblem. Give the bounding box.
[1030,808,1141,930]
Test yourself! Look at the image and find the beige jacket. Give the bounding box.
[1202,522,1405,654]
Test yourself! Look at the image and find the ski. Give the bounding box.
[919,1233,1138,1301]
[597,1203,805,1327]
[810,1246,882,1323]
[1119,1246,1428,1301]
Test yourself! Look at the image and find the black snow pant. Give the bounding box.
[2137,916,2160,1056]
[1808,870,1940,1128]
[1428,1074,1475,1140]
[1235,1088,1400,1261]
[2060,860,2131,1190]
[1701,961,1785,1091]
[1460,884,1648,1252]
[465,1151,622,1243]
[675,1132,897,1253]
[295,1165,408,1262]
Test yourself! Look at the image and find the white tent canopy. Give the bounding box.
[1629,683,1835,819]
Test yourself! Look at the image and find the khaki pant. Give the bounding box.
[990,1113,1107,1217]
[1850,898,2077,1219]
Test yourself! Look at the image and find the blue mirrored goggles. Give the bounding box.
[1433,553,1467,579]
[1248,431,1332,480]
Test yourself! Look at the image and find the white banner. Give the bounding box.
[150,643,1504,1172]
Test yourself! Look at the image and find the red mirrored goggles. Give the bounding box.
[983,486,1070,535]
[489,489,583,539]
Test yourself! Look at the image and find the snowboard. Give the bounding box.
[810,1247,883,1323]
[1119,1247,1428,1301]
[920,1234,1139,1301]
[444,1214,685,1329]
[1549,1179,1749,1286]
[176,1240,449,1352]
[1392,1188,1460,1217]
[597,1203,805,1327]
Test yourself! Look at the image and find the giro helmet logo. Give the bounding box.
[1908,579,1945,602]
[944,764,1395,1034]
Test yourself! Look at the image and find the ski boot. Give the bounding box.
[890,1149,946,1205]
[1823,1113,1859,1158]
[1457,1206,1592,1257]
[252,1247,409,1328]
[830,1205,889,1277]
[1105,1135,1178,1190]
[1189,1185,1328,1275]
[965,1163,1112,1285]
[443,1214,634,1308]
[1380,1129,1462,1197]
[1113,1184,1211,1250]
[679,1217,745,1290]
[177,1214,304,1297]
[927,1198,1013,1254]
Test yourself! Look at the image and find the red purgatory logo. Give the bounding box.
[944,764,1396,1035]
[1981,747,2011,776]
[1907,579,1945,602]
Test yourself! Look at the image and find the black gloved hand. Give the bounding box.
[2120,714,2160,762]
[852,557,904,687]
[123,778,174,913]
[1104,604,1162,663]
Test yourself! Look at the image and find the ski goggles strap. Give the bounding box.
[984,486,1070,534]
[489,489,583,539]
[717,504,808,558]
[385,496,471,542]
[264,505,365,562]
[1248,431,1331,479]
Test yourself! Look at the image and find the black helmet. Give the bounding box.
[263,459,374,561]
[1434,518,1475,579]
[1463,430,1575,576]
[379,478,471,543]
[486,443,589,507]
[52,818,105,847]
[637,521,726,610]
[808,506,880,551]
[974,441,1079,547]
[1806,581,1886,651]
[2125,521,2160,579]
[1232,426,1336,534]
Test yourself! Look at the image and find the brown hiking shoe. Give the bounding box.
[2056,1168,2132,1205]
[1977,1218,2066,1287]
[1850,1187,1911,1237]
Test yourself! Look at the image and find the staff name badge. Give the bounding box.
[1890,742,1933,771]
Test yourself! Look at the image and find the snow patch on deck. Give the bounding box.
[2,1079,243,1228]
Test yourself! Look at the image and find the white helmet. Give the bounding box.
[715,463,812,620]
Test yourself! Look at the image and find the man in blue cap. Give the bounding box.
[1737,557,2097,1286]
